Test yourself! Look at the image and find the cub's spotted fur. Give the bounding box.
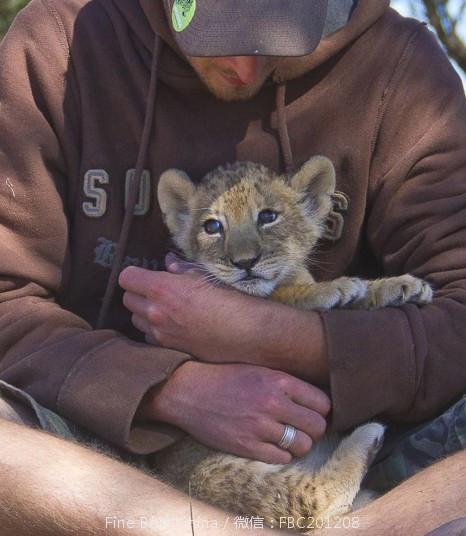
[158,157,432,310]
[154,157,432,532]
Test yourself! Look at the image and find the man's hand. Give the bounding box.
[137,361,331,464]
[119,257,329,384]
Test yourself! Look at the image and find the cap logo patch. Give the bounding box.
[172,0,196,32]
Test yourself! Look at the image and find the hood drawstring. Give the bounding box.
[96,40,294,328]
[276,81,294,174]
[96,34,162,329]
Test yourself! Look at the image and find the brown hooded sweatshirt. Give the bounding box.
[0,0,465,454]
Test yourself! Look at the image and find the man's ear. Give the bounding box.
[290,156,336,220]
[157,169,196,236]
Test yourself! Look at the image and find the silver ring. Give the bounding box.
[276,424,297,450]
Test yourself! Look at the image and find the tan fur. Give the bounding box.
[155,157,433,532]
[158,157,433,308]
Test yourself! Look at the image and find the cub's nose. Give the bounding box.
[231,256,261,272]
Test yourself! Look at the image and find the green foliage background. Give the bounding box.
[0,0,29,40]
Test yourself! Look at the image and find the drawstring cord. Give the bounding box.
[276,81,294,174]
[97,34,162,329]
[96,42,293,328]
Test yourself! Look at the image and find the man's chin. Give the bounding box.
[201,80,263,102]
[187,56,275,102]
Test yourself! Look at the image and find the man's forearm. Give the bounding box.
[0,418,279,536]
[315,451,466,536]
[120,268,329,385]
[234,299,329,385]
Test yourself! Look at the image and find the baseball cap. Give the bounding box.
[163,0,329,57]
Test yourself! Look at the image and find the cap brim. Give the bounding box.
[165,0,329,57]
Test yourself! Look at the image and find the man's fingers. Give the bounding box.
[265,374,330,443]
[122,291,146,314]
[122,290,166,341]
[285,377,331,418]
[268,423,313,458]
[248,443,293,465]
[145,334,160,346]
[131,314,154,339]
[119,266,161,296]
[254,428,311,463]
[278,400,327,442]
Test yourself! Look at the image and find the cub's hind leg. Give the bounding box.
[306,423,384,520]
[188,423,384,533]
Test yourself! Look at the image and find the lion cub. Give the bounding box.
[154,157,432,531]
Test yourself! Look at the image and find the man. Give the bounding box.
[0,0,465,533]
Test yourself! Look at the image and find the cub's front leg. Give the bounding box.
[271,273,432,312]
[271,277,368,310]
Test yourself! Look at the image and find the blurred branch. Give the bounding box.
[453,1,466,29]
[421,0,466,73]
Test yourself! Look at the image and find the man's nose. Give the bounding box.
[222,56,267,84]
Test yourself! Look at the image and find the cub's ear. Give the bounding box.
[291,156,336,197]
[157,169,196,236]
[290,156,336,220]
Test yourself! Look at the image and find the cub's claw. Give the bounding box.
[364,275,433,309]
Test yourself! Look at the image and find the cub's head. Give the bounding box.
[157,156,335,297]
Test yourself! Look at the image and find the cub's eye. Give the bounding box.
[203,219,223,235]
[258,210,278,225]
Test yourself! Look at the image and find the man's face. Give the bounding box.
[187,55,281,101]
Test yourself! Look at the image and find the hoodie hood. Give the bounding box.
[137,0,390,80]
[97,0,390,326]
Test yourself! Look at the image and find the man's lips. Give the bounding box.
[220,72,247,86]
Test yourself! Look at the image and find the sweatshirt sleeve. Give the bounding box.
[0,1,190,454]
[325,25,466,430]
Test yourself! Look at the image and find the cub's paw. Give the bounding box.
[292,278,368,309]
[366,275,433,309]
[343,423,385,470]
[332,277,368,307]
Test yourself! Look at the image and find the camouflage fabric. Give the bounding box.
[0,380,82,441]
[364,393,466,492]
[0,380,148,464]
